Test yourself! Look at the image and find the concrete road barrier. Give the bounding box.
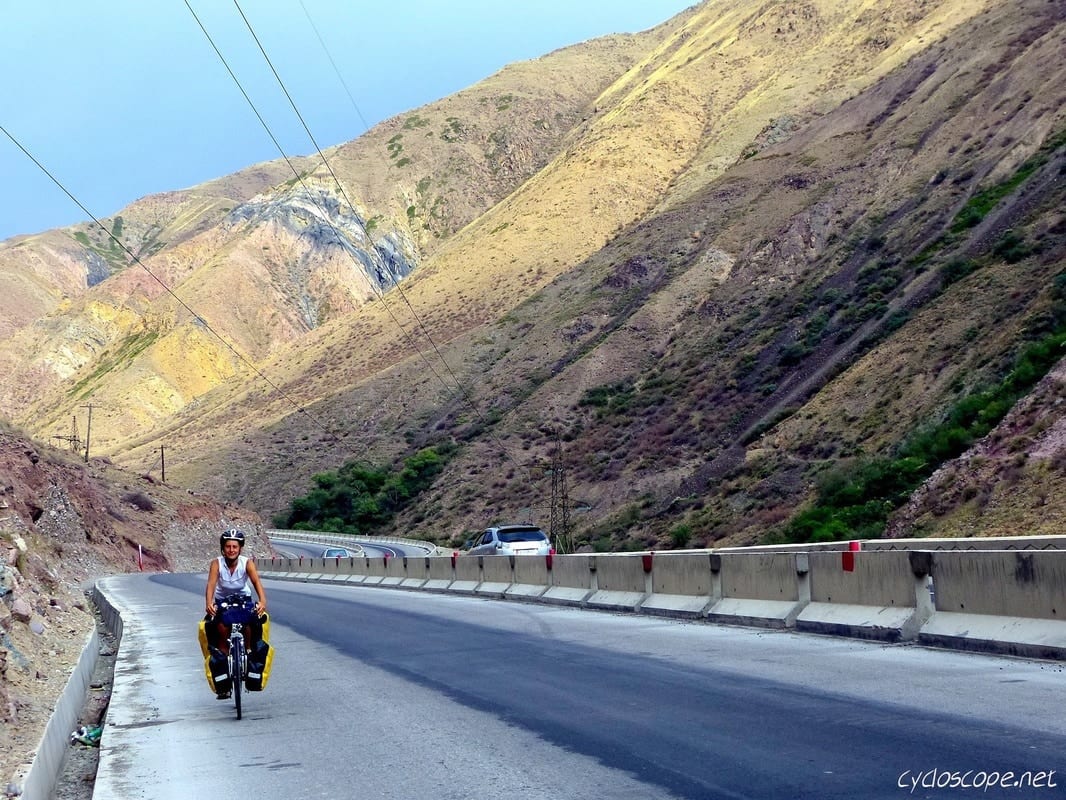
[715,535,1066,553]
[640,552,716,618]
[541,555,594,606]
[451,555,481,595]
[424,555,454,591]
[319,556,349,583]
[363,556,389,586]
[401,556,429,589]
[586,554,648,612]
[300,556,329,583]
[261,538,1066,661]
[795,551,931,642]
[706,552,809,628]
[478,556,514,598]
[16,625,99,800]
[382,556,406,586]
[920,550,1066,659]
[507,555,550,600]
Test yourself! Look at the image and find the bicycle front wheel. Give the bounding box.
[230,636,244,720]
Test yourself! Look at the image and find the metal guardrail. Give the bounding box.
[266,529,441,555]
[711,534,1066,552]
[266,530,365,557]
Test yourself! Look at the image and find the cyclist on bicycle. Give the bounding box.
[200,528,271,698]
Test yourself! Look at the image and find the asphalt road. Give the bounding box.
[92,573,1066,799]
[271,536,407,559]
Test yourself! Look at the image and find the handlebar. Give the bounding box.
[217,594,258,624]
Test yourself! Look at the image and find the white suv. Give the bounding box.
[466,524,553,556]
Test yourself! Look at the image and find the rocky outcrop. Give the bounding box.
[225,184,418,327]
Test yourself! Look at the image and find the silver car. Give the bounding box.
[466,524,552,556]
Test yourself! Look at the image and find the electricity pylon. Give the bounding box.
[548,435,573,554]
[52,415,82,454]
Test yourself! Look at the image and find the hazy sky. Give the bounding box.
[0,1,695,241]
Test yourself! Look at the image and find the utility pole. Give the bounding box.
[82,404,93,462]
[548,434,573,554]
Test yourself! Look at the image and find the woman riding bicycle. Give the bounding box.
[201,528,271,698]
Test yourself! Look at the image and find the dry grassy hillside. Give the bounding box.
[0,23,676,461]
[142,0,1062,536]
[0,159,306,336]
[0,0,1062,550]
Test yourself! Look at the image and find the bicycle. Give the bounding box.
[216,594,258,720]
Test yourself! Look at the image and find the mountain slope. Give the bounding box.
[0,26,671,455]
[1,0,1063,549]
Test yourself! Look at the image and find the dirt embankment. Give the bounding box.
[0,425,269,793]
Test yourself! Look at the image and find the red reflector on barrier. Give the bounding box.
[849,540,861,552]
[842,551,855,572]
[642,552,654,573]
[451,551,458,568]
[545,552,553,571]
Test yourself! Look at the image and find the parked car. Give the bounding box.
[322,547,353,558]
[465,524,553,556]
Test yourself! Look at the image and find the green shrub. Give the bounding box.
[277,445,454,534]
[950,159,1040,233]
[669,524,692,548]
[941,258,979,285]
[993,230,1031,264]
[579,382,634,414]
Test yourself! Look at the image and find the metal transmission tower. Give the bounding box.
[548,435,573,554]
[51,415,83,454]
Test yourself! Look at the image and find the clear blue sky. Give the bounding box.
[0,1,695,241]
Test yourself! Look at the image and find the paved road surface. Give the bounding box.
[92,573,1066,799]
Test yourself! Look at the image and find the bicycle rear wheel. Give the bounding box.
[230,636,244,720]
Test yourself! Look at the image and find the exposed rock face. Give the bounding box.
[224,184,418,328]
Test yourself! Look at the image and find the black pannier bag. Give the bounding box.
[245,638,272,691]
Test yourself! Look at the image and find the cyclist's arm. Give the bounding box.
[247,559,267,615]
[205,559,220,617]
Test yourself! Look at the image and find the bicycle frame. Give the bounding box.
[228,621,246,719]
[217,594,256,720]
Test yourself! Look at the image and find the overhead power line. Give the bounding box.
[6,4,537,500]
[297,0,374,135]
[212,0,529,478]
[230,0,488,416]
[184,0,452,403]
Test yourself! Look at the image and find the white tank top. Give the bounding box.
[215,554,252,599]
